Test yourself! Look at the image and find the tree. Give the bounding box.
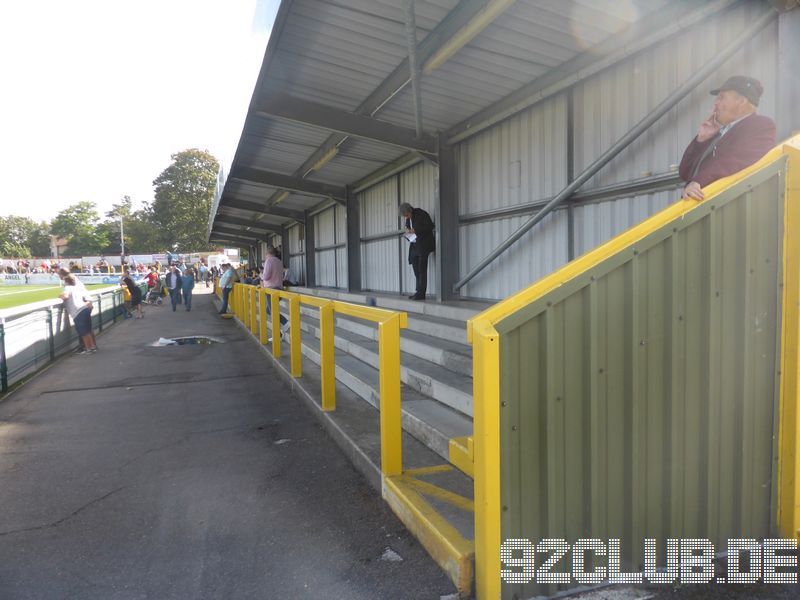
[124,207,161,254]
[0,215,51,258]
[50,202,109,256]
[151,149,220,252]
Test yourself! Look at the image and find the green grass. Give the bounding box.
[0,284,111,310]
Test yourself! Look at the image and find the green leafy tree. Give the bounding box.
[50,202,109,256]
[151,149,220,252]
[124,207,161,254]
[0,215,51,257]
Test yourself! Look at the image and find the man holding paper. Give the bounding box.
[399,203,435,300]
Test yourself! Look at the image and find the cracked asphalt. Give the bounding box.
[0,287,455,600]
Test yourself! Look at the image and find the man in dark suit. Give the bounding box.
[399,203,435,300]
[680,75,776,200]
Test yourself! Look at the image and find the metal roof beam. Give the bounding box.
[213,225,268,240]
[229,166,347,202]
[254,91,438,154]
[215,215,282,232]
[255,0,491,208]
[446,0,739,144]
[210,234,258,246]
[222,198,305,222]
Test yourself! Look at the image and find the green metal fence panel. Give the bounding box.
[497,158,786,598]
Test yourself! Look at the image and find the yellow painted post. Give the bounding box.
[319,302,336,411]
[271,291,282,357]
[472,319,501,600]
[259,289,269,345]
[779,142,800,540]
[249,287,258,335]
[289,295,302,377]
[245,286,253,330]
[232,284,238,318]
[378,314,402,477]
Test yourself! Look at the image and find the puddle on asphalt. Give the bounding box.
[150,336,225,346]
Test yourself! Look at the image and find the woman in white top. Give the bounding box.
[59,274,97,354]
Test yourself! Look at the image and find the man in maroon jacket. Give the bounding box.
[680,76,776,200]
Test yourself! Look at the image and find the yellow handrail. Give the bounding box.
[230,283,408,477]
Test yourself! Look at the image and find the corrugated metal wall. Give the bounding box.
[497,161,785,599]
[359,162,439,295]
[457,95,568,299]
[313,205,346,289]
[287,224,306,286]
[454,2,779,301]
[360,176,401,293]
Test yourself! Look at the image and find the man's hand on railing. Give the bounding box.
[682,181,705,201]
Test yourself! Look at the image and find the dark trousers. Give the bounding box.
[266,289,288,327]
[220,287,232,313]
[411,250,431,297]
[182,286,193,311]
[168,288,181,311]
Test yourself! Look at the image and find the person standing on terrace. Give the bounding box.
[261,246,289,339]
[680,76,776,201]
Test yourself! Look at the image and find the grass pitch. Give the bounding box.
[0,284,111,310]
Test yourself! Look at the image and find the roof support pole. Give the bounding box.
[345,187,362,293]
[304,211,316,288]
[281,226,290,270]
[453,7,778,293]
[436,133,459,301]
[404,0,424,139]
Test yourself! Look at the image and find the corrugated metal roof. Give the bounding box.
[210,0,692,241]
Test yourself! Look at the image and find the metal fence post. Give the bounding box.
[112,292,117,323]
[259,289,269,345]
[378,314,402,476]
[47,308,55,361]
[289,295,302,377]
[319,302,336,411]
[270,292,282,358]
[0,320,8,393]
[97,296,103,332]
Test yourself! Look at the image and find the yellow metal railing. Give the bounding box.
[467,134,800,600]
[231,283,408,477]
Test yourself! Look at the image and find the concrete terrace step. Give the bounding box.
[291,333,473,461]
[297,314,473,416]
[298,306,473,377]
[404,312,469,346]
[289,286,490,323]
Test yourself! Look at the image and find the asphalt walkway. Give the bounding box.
[0,287,455,600]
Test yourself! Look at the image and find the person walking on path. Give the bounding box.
[198,263,209,288]
[181,266,196,312]
[59,274,97,354]
[122,269,144,319]
[165,266,183,312]
[218,264,235,315]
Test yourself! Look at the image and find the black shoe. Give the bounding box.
[411,294,425,301]
[408,294,417,299]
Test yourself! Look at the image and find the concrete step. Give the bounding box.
[298,306,473,377]
[298,312,473,414]
[291,333,473,461]
[289,286,490,323]
[404,312,468,346]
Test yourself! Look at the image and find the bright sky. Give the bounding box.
[0,0,278,223]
